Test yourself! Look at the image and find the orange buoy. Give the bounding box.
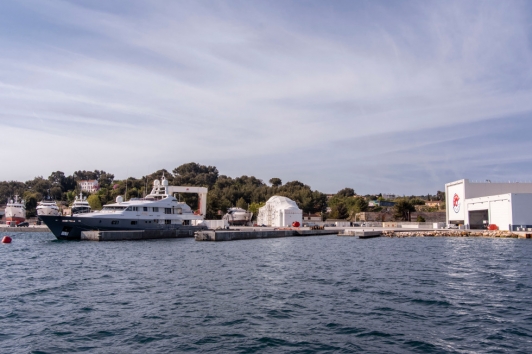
[2,236,12,244]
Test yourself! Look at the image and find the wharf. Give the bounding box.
[338,230,382,239]
[0,226,51,233]
[195,228,337,241]
[81,229,196,241]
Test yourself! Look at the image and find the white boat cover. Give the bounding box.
[257,196,303,227]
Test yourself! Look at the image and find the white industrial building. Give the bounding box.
[445,179,532,231]
[257,196,303,227]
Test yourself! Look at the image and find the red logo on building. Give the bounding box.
[452,193,460,213]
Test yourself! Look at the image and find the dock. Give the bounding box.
[338,230,382,239]
[195,229,337,241]
[0,226,51,233]
[81,229,196,241]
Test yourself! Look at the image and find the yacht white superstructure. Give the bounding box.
[40,176,208,240]
[37,199,61,217]
[5,195,26,225]
[223,207,253,226]
[71,192,91,215]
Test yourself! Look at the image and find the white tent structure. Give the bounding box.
[257,196,303,227]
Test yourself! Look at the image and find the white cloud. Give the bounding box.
[1,0,531,193]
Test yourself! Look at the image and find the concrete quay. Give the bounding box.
[81,228,196,241]
[0,226,51,233]
[195,228,338,241]
[338,230,382,239]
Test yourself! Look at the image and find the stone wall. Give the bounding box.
[356,211,446,222]
[411,211,446,222]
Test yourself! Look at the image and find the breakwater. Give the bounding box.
[382,230,531,238]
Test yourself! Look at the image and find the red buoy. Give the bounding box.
[2,236,12,244]
[292,221,300,227]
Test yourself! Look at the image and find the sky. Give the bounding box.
[1,0,532,195]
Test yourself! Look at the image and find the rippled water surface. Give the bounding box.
[1,232,532,353]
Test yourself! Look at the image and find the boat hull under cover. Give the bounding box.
[40,215,207,240]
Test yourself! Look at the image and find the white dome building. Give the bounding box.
[257,196,303,227]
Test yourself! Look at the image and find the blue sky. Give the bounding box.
[1,0,531,195]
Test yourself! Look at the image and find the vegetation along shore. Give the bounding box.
[1,162,445,222]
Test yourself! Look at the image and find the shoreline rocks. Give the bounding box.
[381,230,526,238]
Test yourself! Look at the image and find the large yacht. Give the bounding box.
[37,198,61,217]
[5,195,26,225]
[40,176,208,240]
[222,207,253,226]
[71,192,91,215]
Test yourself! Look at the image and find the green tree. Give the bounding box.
[248,202,265,221]
[336,188,355,198]
[23,191,39,217]
[269,178,282,187]
[173,162,218,189]
[394,199,416,221]
[87,194,102,210]
[354,197,369,212]
[236,197,247,209]
[416,215,426,222]
[436,191,445,201]
[48,171,66,187]
[409,198,426,206]
[330,202,349,219]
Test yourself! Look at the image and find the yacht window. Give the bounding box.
[111,220,119,225]
[143,207,148,211]
[183,220,190,226]
[153,207,159,212]
[102,206,127,211]
[126,207,132,211]
[132,207,138,211]
[164,208,171,214]
[165,219,171,224]
[131,221,137,225]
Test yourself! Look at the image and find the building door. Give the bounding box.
[469,210,488,229]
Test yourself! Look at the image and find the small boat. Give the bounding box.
[222,207,253,226]
[71,192,91,215]
[5,195,26,225]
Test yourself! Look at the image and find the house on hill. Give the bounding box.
[78,180,99,193]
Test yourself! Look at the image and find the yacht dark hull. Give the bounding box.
[40,215,206,240]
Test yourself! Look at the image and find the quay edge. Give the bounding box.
[0,227,51,233]
[195,229,338,241]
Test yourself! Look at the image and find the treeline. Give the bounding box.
[0,162,445,220]
[327,188,445,221]
[0,163,328,219]
[113,163,328,219]
[0,170,115,217]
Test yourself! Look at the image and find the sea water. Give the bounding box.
[1,232,531,353]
